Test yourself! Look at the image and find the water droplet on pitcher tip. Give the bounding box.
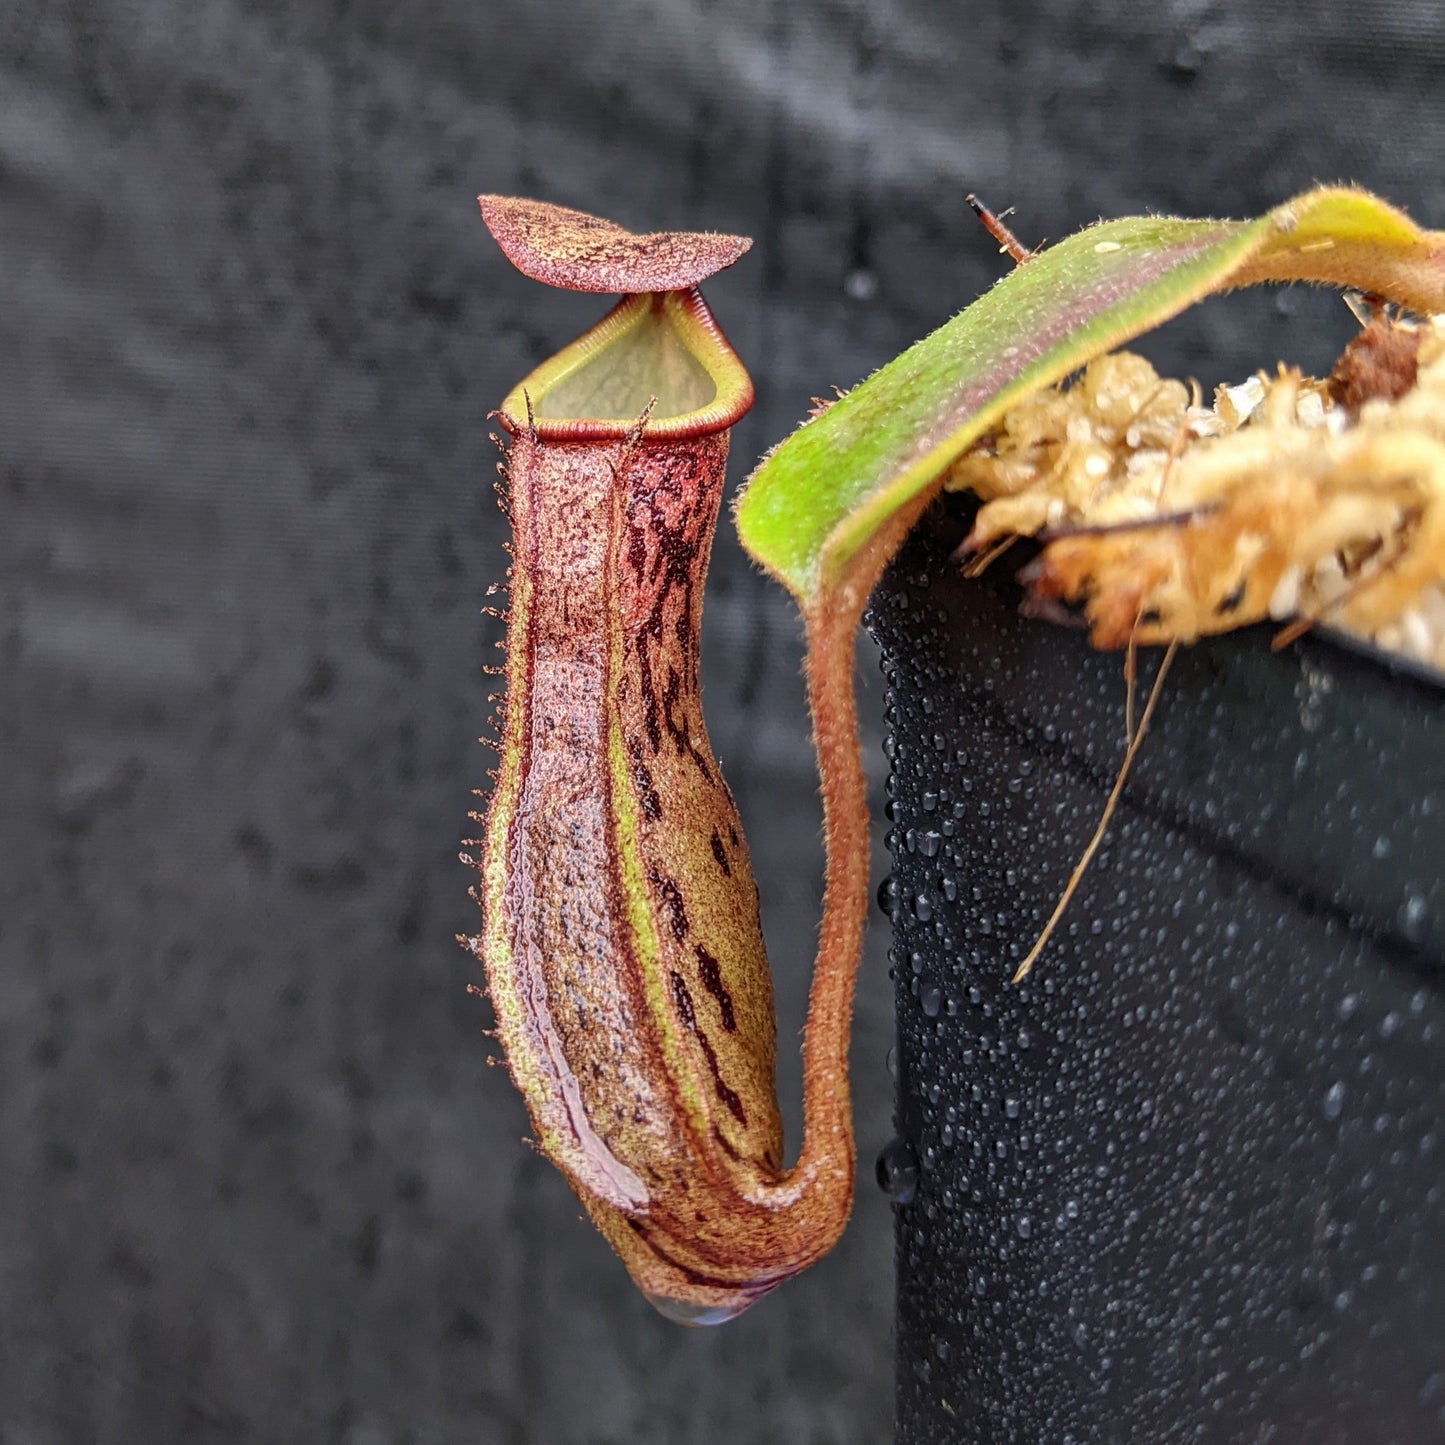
[642,1289,752,1326]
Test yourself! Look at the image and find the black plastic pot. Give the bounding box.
[868,494,1443,1444]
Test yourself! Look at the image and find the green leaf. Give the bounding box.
[736,186,1445,611]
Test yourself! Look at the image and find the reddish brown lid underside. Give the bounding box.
[479,195,753,293]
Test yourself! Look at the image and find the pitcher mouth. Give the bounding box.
[497,287,754,443]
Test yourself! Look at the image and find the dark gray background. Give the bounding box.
[2,3,1441,1443]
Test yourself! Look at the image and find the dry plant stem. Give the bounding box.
[957,532,1020,578]
[1013,641,1179,983]
[1124,626,1139,743]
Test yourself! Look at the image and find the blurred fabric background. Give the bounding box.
[2,3,1442,1442]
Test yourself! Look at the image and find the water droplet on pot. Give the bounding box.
[1398,893,1428,943]
[875,874,897,917]
[876,1138,919,1204]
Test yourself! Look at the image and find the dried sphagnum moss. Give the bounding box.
[944,314,1445,670]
